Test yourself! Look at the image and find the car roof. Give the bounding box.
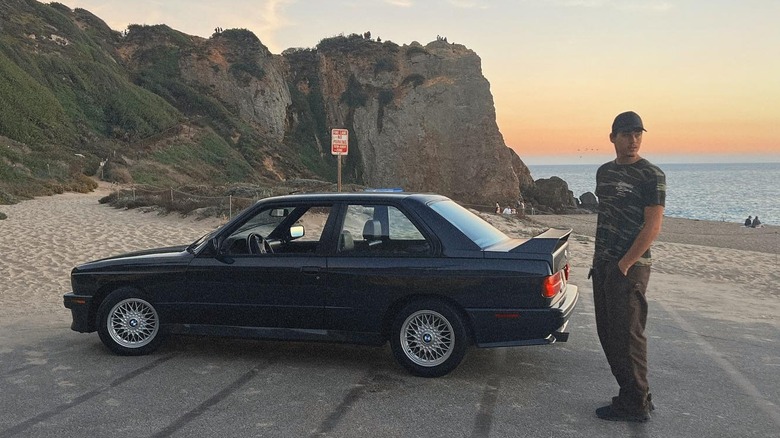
[260,192,451,204]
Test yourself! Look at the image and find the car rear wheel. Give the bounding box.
[97,288,164,356]
[390,299,468,377]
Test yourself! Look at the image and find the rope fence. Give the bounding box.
[111,184,275,221]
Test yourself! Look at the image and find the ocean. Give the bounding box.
[527,162,780,226]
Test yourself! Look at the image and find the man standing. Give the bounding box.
[592,111,666,422]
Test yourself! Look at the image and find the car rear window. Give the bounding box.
[429,200,508,248]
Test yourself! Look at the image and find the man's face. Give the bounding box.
[610,129,643,163]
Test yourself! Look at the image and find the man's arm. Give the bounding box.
[617,205,664,275]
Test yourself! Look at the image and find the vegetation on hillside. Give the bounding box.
[0,2,414,208]
[0,2,189,201]
[0,2,288,203]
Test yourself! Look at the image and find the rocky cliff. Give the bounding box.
[1,1,533,207]
[312,39,520,204]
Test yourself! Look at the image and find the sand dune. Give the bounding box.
[0,186,223,320]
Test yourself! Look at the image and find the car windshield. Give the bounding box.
[186,226,222,253]
[233,207,292,236]
[429,199,508,248]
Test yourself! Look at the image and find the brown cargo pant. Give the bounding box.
[592,259,651,412]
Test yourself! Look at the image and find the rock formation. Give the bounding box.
[579,191,599,211]
[524,176,577,214]
[114,31,527,205]
[1,2,558,209]
[325,40,520,205]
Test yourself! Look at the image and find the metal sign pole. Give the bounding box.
[331,128,348,193]
[337,155,342,192]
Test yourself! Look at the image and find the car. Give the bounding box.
[64,192,578,377]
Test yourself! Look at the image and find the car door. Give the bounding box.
[181,203,334,329]
[325,202,439,334]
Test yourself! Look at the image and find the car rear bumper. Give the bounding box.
[468,284,579,348]
[63,293,94,333]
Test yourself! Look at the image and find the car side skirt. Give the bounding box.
[476,335,556,348]
[167,324,387,346]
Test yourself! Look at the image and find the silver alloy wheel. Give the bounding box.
[107,298,159,348]
[400,309,454,367]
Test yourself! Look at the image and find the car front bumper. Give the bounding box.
[63,293,94,333]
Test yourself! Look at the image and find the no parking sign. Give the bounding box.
[331,129,348,155]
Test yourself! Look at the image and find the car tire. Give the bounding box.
[390,299,468,377]
[97,288,164,356]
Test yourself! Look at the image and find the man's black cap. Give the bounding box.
[611,111,646,134]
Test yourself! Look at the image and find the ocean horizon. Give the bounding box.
[527,162,780,226]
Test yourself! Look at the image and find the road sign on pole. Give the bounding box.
[331,129,348,192]
[331,129,348,155]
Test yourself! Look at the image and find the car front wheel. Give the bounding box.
[97,288,164,356]
[390,299,468,377]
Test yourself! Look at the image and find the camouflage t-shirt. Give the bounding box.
[594,158,666,265]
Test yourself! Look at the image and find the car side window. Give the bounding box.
[293,206,330,244]
[224,205,331,255]
[338,204,431,256]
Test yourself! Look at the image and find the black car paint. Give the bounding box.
[65,192,577,353]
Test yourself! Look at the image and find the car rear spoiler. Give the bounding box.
[510,228,571,254]
[509,228,572,273]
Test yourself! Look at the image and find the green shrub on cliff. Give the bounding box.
[229,62,265,85]
[341,75,368,108]
[0,50,74,145]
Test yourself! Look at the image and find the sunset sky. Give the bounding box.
[56,0,779,164]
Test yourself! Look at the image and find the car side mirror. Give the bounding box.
[290,225,304,239]
[209,237,221,254]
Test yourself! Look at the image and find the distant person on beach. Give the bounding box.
[517,200,526,216]
[592,111,666,423]
[495,202,501,214]
[751,216,762,228]
[502,206,512,215]
[745,216,753,227]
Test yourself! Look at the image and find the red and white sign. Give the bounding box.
[331,129,349,155]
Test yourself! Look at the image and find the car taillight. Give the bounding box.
[542,264,569,298]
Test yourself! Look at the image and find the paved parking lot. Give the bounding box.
[2,269,779,437]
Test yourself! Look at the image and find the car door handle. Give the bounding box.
[301,266,322,280]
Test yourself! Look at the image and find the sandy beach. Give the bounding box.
[0,185,224,322]
[1,186,779,325]
[525,214,780,255]
[525,213,780,290]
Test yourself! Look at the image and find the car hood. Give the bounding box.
[92,245,189,262]
[73,245,191,272]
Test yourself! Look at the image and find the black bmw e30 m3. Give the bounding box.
[64,192,578,377]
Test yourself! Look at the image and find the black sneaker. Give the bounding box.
[596,404,650,423]
[612,393,655,412]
